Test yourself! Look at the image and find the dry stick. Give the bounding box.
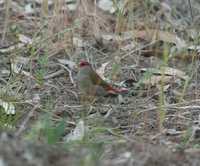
[0,77,7,84]
[1,0,11,44]
[64,104,84,108]
[44,69,65,79]
[58,63,75,85]
[64,89,79,100]
[15,105,39,137]
[88,45,108,57]
[138,103,200,115]
[188,0,194,22]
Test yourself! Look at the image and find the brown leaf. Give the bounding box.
[141,67,188,80]
[132,29,186,49]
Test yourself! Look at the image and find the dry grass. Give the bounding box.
[0,0,200,165]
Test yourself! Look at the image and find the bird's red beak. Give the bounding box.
[79,61,90,67]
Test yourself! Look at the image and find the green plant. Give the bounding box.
[158,44,170,130]
[27,114,66,144]
[44,117,65,144]
[0,86,22,130]
[35,54,49,85]
[0,109,15,130]
[179,127,193,148]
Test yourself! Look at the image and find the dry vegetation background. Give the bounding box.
[0,0,200,165]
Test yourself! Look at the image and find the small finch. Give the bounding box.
[77,60,128,96]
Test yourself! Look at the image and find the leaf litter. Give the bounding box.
[0,0,200,165]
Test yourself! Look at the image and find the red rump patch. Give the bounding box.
[106,86,128,94]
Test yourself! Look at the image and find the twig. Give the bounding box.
[138,104,200,115]
[58,63,75,85]
[1,0,11,44]
[64,89,79,100]
[64,104,84,108]
[44,69,65,79]
[103,108,113,119]
[188,0,193,22]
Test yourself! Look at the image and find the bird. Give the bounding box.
[77,60,128,97]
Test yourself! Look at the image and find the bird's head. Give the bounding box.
[79,61,91,67]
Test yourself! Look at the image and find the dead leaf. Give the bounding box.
[98,0,113,12]
[64,120,85,142]
[161,67,188,80]
[188,45,200,53]
[123,30,187,49]
[18,34,33,44]
[141,67,188,80]
[73,37,87,47]
[35,0,53,5]
[57,59,77,70]
[0,99,15,115]
[11,56,30,74]
[165,129,184,136]
[67,2,77,11]
[25,4,34,15]
[142,75,172,86]
[96,61,110,79]
[0,43,24,53]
